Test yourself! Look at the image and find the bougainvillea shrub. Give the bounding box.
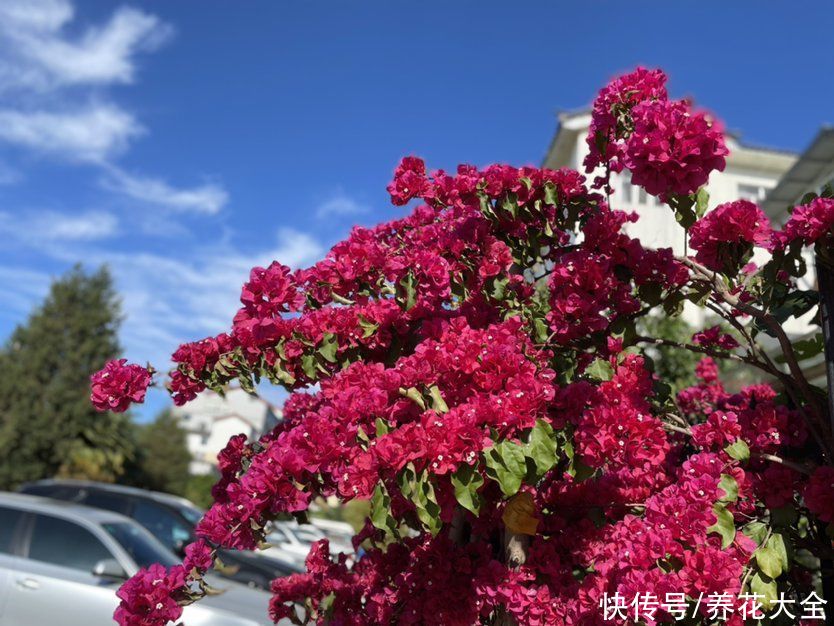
[95,68,834,626]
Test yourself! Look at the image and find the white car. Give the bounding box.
[261,520,353,569]
[0,492,288,626]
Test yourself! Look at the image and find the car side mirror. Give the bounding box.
[92,558,128,581]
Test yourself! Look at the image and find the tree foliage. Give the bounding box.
[0,265,132,488]
[123,410,191,496]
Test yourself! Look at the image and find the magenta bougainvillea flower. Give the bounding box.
[98,67,834,626]
[89,358,152,413]
[113,563,186,626]
[773,196,834,249]
[804,466,834,524]
[624,99,728,197]
[689,200,771,272]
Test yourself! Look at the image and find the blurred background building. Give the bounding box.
[171,387,282,475]
[544,110,798,331]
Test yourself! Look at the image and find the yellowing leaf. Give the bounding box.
[502,492,539,536]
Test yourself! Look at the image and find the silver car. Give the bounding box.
[0,492,283,626]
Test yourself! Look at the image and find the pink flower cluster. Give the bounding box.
[692,325,739,350]
[113,563,186,626]
[90,358,152,413]
[114,540,215,626]
[804,466,834,523]
[688,200,771,272]
[584,67,668,177]
[585,67,727,197]
[773,196,834,249]
[102,67,833,626]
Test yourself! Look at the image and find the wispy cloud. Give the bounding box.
[0,0,226,212]
[0,1,171,92]
[3,227,324,366]
[102,167,229,215]
[0,105,141,162]
[315,192,370,220]
[0,209,119,244]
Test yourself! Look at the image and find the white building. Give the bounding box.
[761,127,834,375]
[171,387,282,475]
[544,110,797,328]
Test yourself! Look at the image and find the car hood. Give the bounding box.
[195,576,275,625]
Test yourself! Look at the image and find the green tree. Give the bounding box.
[635,314,702,393]
[126,409,192,495]
[0,265,134,488]
[184,474,216,509]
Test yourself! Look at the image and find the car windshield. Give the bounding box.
[176,504,204,527]
[103,522,179,569]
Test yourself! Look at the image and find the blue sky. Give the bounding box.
[2,1,834,419]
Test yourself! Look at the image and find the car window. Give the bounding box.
[28,514,113,572]
[0,506,25,554]
[176,504,204,526]
[19,485,83,502]
[83,490,130,514]
[294,527,324,543]
[102,522,178,569]
[132,500,193,552]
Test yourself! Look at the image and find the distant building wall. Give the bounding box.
[172,387,282,475]
[544,111,797,330]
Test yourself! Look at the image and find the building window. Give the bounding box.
[620,176,633,204]
[738,183,766,202]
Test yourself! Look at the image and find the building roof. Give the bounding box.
[543,109,797,175]
[762,127,834,218]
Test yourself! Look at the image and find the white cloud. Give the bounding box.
[0,105,141,162]
[315,192,370,220]
[102,167,229,214]
[0,1,212,210]
[0,209,119,243]
[99,228,324,366]
[0,1,170,92]
[0,226,325,367]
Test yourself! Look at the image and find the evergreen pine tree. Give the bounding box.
[0,265,134,488]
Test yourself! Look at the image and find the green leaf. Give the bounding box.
[585,358,614,382]
[756,545,782,579]
[484,441,527,497]
[397,463,416,500]
[695,187,710,218]
[375,418,389,438]
[759,533,790,577]
[412,472,442,536]
[301,354,318,379]
[357,315,379,339]
[524,419,559,480]
[500,192,519,218]
[718,474,739,503]
[750,571,778,609]
[398,272,417,311]
[775,333,823,364]
[708,504,736,549]
[427,385,449,414]
[451,463,484,515]
[399,386,426,410]
[742,521,768,546]
[370,483,397,537]
[532,318,549,343]
[489,276,510,301]
[318,332,339,363]
[770,505,798,527]
[668,193,698,229]
[543,181,559,206]
[724,439,750,462]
